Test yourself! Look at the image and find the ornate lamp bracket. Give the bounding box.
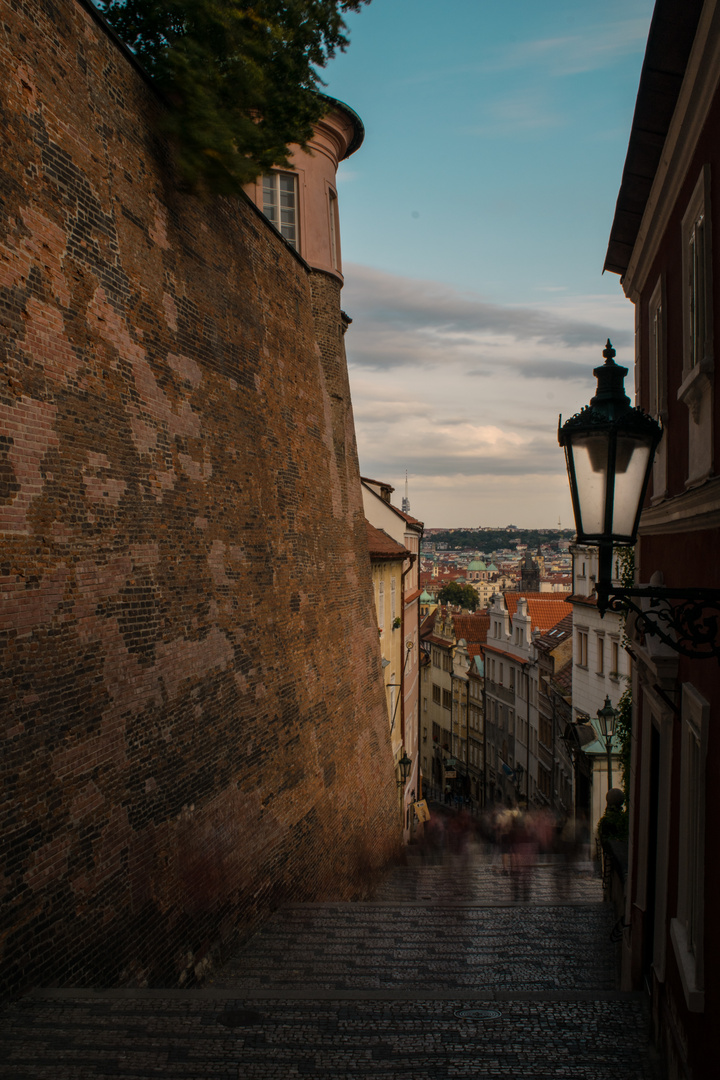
[596,579,720,662]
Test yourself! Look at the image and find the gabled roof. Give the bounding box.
[365,521,410,560]
[534,612,573,651]
[452,613,490,645]
[553,658,573,698]
[504,592,572,633]
[361,478,424,531]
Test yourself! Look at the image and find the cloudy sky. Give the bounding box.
[322,0,655,528]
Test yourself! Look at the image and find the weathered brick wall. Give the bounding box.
[0,0,399,996]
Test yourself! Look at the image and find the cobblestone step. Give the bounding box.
[0,852,662,1079]
[210,902,618,992]
[1,994,661,1079]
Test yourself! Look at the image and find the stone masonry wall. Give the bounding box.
[0,0,399,996]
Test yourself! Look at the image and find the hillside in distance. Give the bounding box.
[424,527,575,552]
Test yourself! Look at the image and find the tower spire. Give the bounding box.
[402,471,410,514]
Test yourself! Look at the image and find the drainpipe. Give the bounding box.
[400,553,416,828]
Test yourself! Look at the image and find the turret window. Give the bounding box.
[263,172,299,249]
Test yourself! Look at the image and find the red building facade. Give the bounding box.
[605,2,720,1075]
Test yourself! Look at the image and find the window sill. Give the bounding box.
[677,357,713,423]
[670,919,705,1013]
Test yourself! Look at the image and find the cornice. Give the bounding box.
[639,473,720,533]
[623,0,720,299]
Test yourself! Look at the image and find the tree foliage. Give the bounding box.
[437,581,480,612]
[428,528,573,553]
[100,1,370,193]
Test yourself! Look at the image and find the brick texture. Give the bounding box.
[0,0,399,996]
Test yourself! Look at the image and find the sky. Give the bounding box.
[321,0,656,529]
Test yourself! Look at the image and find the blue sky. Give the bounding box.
[322,0,656,528]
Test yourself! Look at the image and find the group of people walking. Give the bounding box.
[417,800,592,901]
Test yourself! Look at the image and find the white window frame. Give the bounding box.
[377,580,385,630]
[671,683,709,1012]
[262,171,299,250]
[328,188,340,271]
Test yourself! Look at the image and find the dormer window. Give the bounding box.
[263,172,299,249]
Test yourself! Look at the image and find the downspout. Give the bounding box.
[400,554,416,749]
[400,553,417,827]
[481,649,488,808]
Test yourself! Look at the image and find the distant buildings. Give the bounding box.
[483,592,571,807]
[568,546,628,839]
[362,478,424,838]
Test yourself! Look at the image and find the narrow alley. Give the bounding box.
[1,827,662,1079]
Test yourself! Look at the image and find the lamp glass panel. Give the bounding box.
[569,433,609,536]
[611,436,652,538]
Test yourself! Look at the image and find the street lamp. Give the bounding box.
[596,696,617,791]
[559,341,720,660]
[397,751,412,787]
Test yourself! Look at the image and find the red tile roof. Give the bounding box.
[365,521,410,560]
[504,592,571,633]
[534,612,573,651]
[568,592,598,607]
[452,613,490,644]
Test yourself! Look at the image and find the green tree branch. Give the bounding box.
[99,1,370,192]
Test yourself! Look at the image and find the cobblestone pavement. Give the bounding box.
[0,848,663,1079]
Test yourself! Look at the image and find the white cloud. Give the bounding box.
[342,263,634,526]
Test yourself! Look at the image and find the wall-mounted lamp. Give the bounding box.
[397,751,412,788]
[596,696,618,790]
[559,341,720,660]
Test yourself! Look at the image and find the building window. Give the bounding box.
[577,630,588,668]
[610,639,620,678]
[679,166,714,486]
[262,172,299,249]
[596,635,604,675]
[682,170,712,374]
[377,581,384,630]
[442,688,452,710]
[432,683,441,705]
[433,649,441,669]
[328,189,339,270]
[649,276,667,419]
[671,684,709,1012]
[391,578,396,622]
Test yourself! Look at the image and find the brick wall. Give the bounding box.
[0,0,399,996]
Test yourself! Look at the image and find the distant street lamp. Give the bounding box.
[397,751,412,787]
[559,341,720,660]
[596,696,617,791]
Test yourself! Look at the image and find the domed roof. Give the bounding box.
[420,589,433,602]
[467,559,486,571]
